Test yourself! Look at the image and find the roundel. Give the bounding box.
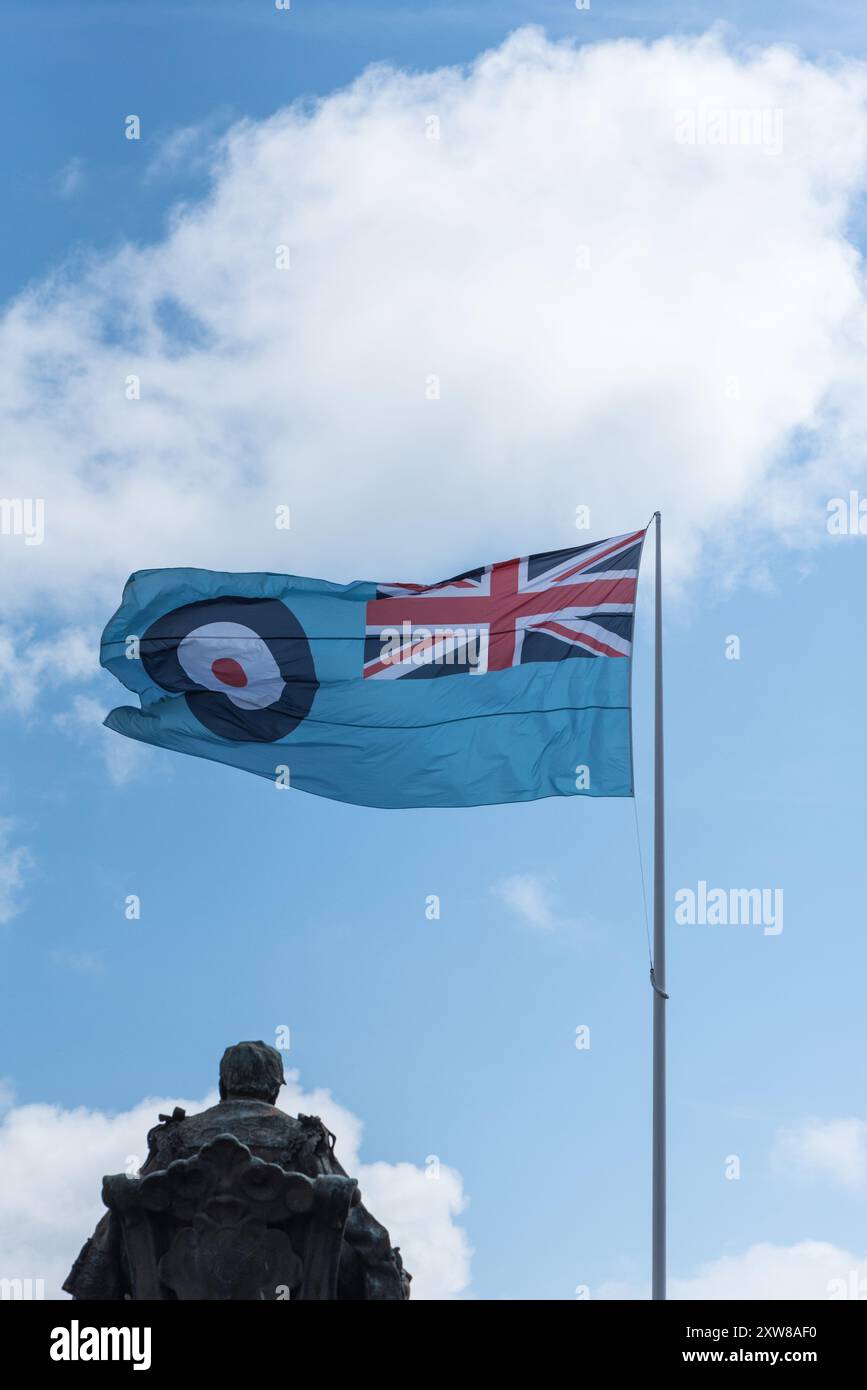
[140,597,318,742]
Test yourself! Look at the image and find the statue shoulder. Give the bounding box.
[143,1106,188,1171]
[292,1112,341,1171]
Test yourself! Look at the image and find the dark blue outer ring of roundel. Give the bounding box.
[140,596,318,743]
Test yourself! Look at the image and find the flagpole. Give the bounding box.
[651,510,667,1300]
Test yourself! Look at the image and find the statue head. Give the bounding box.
[219,1041,285,1105]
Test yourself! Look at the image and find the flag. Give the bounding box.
[101,528,646,808]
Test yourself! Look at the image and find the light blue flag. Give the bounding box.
[101,528,646,809]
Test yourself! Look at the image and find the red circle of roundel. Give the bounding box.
[140,597,318,742]
[211,657,247,688]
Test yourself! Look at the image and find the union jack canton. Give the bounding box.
[363,528,645,679]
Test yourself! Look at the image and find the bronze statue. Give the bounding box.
[64,1041,410,1300]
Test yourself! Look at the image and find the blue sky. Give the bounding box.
[2,0,867,1300]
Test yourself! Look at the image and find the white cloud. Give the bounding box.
[2,27,867,622]
[53,693,149,786]
[354,1160,470,1299]
[774,1117,867,1190]
[0,1070,471,1300]
[493,871,562,928]
[0,627,97,714]
[48,949,104,974]
[55,158,85,199]
[601,1241,867,1300]
[144,119,228,185]
[0,820,33,925]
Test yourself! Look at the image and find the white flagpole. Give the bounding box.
[651,510,667,1300]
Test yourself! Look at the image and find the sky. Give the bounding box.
[2,0,867,1301]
